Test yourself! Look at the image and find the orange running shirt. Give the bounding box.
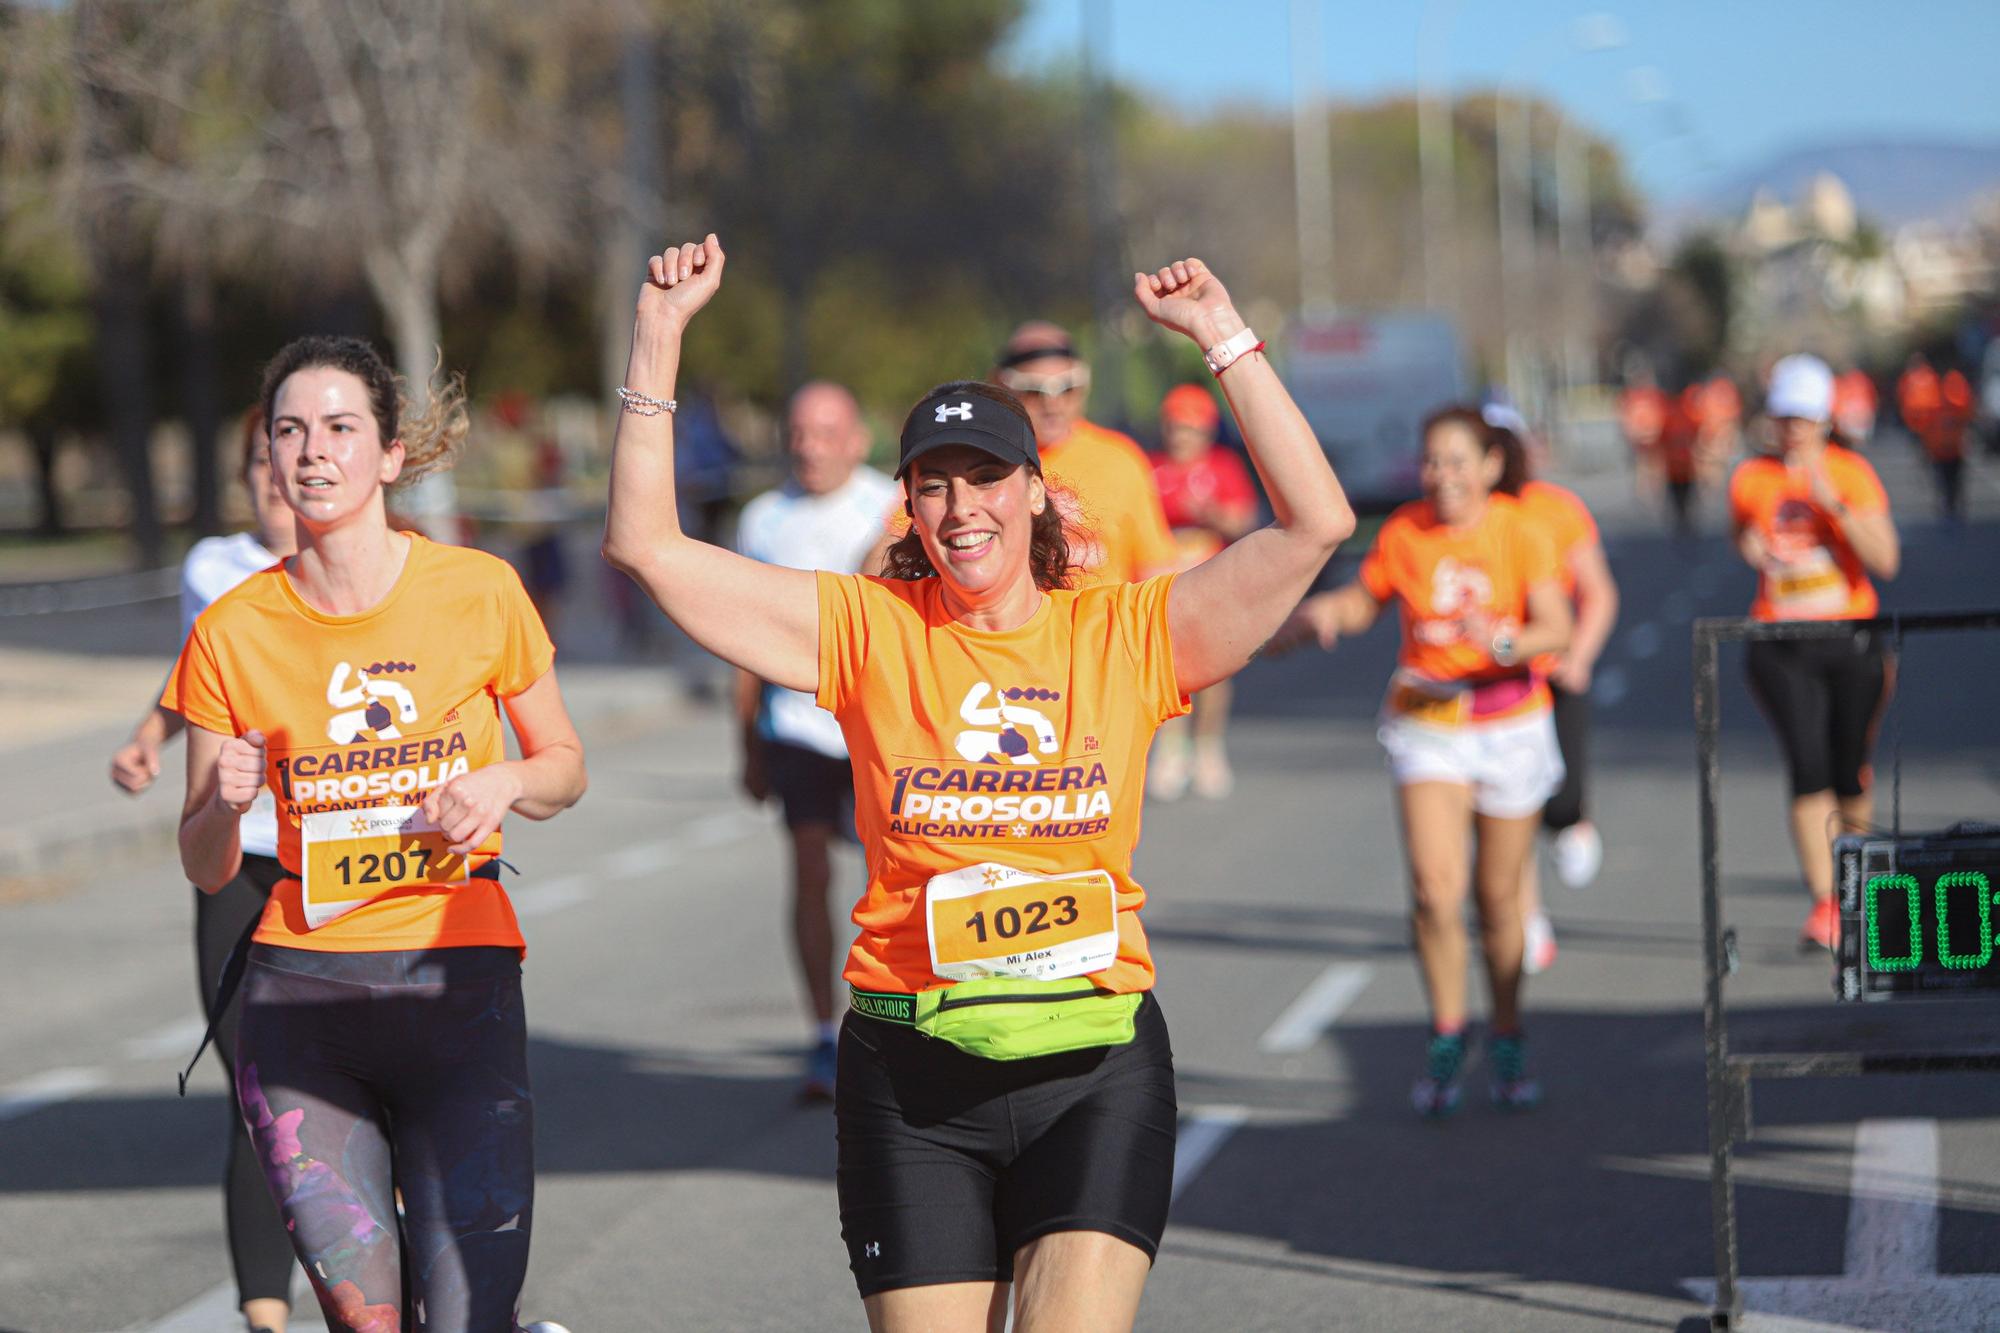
[1358,495,1560,720]
[164,534,556,952]
[1728,450,1889,621]
[816,570,1189,995]
[1515,481,1599,598]
[1040,420,1178,587]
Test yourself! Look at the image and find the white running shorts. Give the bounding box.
[1377,707,1566,819]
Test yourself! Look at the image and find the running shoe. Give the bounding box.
[800,1036,838,1103]
[524,1323,574,1332]
[1410,1031,1466,1119]
[1552,822,1603,889]
[1487,1032,1542,1111]
[1191,740,1234,800]
[1522,911,1557,976]
[1800,895,1838,952]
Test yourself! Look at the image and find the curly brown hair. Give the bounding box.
[258,335,469,491]
[882,382,1078,591]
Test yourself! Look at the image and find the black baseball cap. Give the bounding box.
[896,386,1041,479]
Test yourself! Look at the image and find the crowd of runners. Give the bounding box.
[97,219,1956,1330]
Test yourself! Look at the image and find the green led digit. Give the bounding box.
[1864,874,1921,971]
[1935,871,1993,970]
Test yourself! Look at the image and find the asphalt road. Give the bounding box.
[2,437,1998,1331]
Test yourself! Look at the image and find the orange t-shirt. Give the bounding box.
[1040,420,1178,588]
[816,571,1189,996]
[163,534,556,952]
[1515,480,1600,679]
[1728,450,1889,621]
[1358,495,1560,722]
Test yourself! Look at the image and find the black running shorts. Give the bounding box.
[835,991,1177,1297]
[764,739,855,831]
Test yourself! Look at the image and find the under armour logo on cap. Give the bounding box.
[864,1241,881,1258]
[935,401,974,422]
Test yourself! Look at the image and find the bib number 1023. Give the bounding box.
[926,863,1119,983]
[962,893,1082,944]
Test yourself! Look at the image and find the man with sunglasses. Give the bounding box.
[995,322,1177,587]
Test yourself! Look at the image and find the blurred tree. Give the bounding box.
[0,223,96,536]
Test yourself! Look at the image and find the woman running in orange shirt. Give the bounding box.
[1732,354,1899,950]
[603,237,1353,1333]
[1277,406,1571,1117]
[165,336,586,1333]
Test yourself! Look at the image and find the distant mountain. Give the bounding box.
[1671,139,2000,229]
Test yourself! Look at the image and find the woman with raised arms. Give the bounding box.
[603,236,1353,1332]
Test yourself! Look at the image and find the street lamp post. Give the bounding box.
[1291,0,1335,316]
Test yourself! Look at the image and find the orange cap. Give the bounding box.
[1161,383,1219,430]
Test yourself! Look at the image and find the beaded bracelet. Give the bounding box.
[617,386,678,416]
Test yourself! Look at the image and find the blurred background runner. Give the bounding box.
[1146,383,1258,801]
[733,381,897,1102]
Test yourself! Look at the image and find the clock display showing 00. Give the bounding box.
[1836,827,2000,1000]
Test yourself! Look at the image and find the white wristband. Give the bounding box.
[1203,327,1261,376]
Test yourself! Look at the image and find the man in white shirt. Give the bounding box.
[735,381,898,1100]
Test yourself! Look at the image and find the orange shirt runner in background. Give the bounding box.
[164,534,556,952]
[1832,370,1878,447]
[1927,369,1974,462]
[1358,494,1561,723]
[1514,479,1600,676]
[1038,419,1178,587]
[816,570,1189,997]
[1898,363,1942,448]
[1728,450,1890,621]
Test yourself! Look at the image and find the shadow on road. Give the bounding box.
[1172,1002,2000,1311]
[0,1033,830,1196]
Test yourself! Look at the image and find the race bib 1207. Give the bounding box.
[299,805,467,930]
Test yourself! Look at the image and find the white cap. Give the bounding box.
[1766,354,1834,422]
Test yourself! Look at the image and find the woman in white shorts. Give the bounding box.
[1279,405,1570,1116]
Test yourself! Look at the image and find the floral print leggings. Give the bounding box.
[236,944,534,1333]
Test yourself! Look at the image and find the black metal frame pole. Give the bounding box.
[1694,620,1739,1328]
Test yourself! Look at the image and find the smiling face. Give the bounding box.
[1420,418,1500,525]
[268,366,404,530]
[905,445,1046,599]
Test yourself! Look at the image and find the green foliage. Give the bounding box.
[0,221,94,428]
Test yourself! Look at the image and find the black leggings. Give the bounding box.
[195,855,299,1307]
[1541,683,1591,831]
[1745,634,1891,798]
[235,944,534,1332]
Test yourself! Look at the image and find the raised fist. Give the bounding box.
[639,234,726,330]
[1133,258,1238,345]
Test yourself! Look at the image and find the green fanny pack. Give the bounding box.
[850,977,1142,1061]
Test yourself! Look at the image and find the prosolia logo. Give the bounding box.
[953,681,1060,766]
[326,661,420,744]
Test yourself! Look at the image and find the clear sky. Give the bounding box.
[1010,0,2000,203]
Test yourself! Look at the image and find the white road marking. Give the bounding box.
[600,839,681,879]
[0,1066,106,1123]
[123,1017,208,1061]
[1258,963,1373,1054]
[512,873,593,919]
[1172,1106,1250,1202]
[685,809,754,848]
[1681,1117,2000,1328]
[1845,1118,1937,1280]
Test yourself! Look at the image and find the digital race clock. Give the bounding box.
[1836,824,2000,1001]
